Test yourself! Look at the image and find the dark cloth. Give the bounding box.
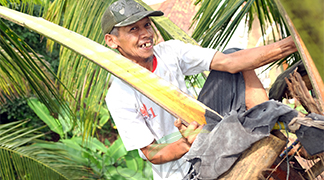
[184,69,298,179]
[267,60,324,155]
[183,48,324,180]
[296,113,324,156]
[269,60,307,101]
[198,48,246,123]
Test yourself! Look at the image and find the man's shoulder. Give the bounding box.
[106,78,135,102]
[154,39,184,49]
[153,40,186,59]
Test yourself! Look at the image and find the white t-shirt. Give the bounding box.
[106,40,216,180]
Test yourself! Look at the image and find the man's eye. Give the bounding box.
[130,27,137,31]
[145,23,151,27]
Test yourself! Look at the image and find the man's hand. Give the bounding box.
[174,119,204,146]
[140,119,204,164]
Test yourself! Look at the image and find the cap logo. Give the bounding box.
[119,8,125,15]
[111,1,124,15]
[110,0,145,18]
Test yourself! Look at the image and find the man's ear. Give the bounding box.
[104,34,118,49]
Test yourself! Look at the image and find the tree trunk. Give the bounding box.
[218,133,286,180]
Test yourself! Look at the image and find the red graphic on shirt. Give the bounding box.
[140,104,157,120]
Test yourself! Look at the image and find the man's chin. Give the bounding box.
[141,52,154,60]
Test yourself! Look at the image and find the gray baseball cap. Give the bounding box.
[101,0,164,35]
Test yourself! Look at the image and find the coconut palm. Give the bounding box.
[0,0,299,136]
[0,0,322,179]
[0,120,92,180]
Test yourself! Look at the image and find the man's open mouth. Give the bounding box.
[141,42,152,48]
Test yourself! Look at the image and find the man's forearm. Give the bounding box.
[140,138,190,164]
[210,37,297,73]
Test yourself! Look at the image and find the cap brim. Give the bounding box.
[115,11,163,27]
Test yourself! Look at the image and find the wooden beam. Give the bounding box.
[218,134,286,180]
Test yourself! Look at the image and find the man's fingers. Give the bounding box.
[197,123,205,130]
[182,121,199,137]
[189,124,204,136]
[193,124,205,135]
[174,118,186,131]
[187,121,199,130]
[175,120,204,141]
[186,123,205,144]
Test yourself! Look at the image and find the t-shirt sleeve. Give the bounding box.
[163,40,217,75]
[105,79,155,151]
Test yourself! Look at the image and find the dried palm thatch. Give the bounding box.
[266,69,324,180]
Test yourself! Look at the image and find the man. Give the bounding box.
[102,0,297,179]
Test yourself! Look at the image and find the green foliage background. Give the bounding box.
[1,0,321,179]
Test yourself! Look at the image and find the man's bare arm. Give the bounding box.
[140,138,190,164]
[141,121,204,164]
[210,36,297,73]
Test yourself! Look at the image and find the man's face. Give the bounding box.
[110,17,154,63]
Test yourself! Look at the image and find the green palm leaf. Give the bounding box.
[0,120,88,180]
[0,0,49,15]
[0,19,73,119]
[191,0,300,68]
[42,0,114,138]
[0,147,69,180]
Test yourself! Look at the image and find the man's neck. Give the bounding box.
[134,56,154,71]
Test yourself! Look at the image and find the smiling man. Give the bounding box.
[105,17,156,70]
[101,0,298,179]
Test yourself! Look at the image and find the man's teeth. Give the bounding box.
[141,43,151,48]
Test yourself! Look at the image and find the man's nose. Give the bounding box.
[140,27,152,37]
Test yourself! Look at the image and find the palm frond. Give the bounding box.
[0,19,73,119]
[0,147,70,180]
[191,0,300,68]
[0,0,50,16]
[0,120,85,180]
[192,0,275,47]
[0,4,215,126]
[41,0,114,139]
